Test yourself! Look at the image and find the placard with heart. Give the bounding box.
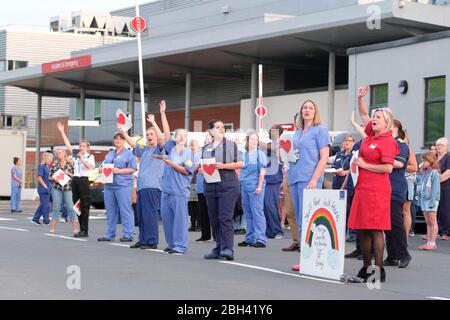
[73,200,81,216]
[200,158,221,183]
[279,132,296,163]
[52,169,71,187]
[116,108,132,132]
[349,150,359,186]
[102,164,114,184]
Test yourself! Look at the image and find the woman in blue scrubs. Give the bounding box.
[239,131,268,248]
[97,132,137,242]
[202,119,244,261]
[32,152,54,225]
[288,100,330,271]
[160,128,195,255]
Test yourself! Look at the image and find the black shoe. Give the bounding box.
[196,237,211,242]
[399,256,411,269]
[219,251,234,261]
[361,266,386,283]
[140,244,157,250]
[119,237,133,242]
[188,227,197,232]
[163,247,172,252]
[31,220,41,225]
[97,237,112,242]
[254,242,266,248]
[74,231,88,238]
[282,242,300,252]
[16,210,23,213]
[234,229,246,235]
[345,250,361,259]
[380,267,386,282]
[357,266,369,280]
[167,249,184,255]
[238,241,253,247]
[130,242,143,248]
[383,258,399,267]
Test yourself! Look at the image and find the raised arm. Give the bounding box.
[357,86,371,127]
[351,110,368,139]
[147,114,165,148]
[57,122,73,154]
[119,129,137,149]
[159,100,171,142]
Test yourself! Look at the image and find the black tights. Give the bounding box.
[358,230,385,268]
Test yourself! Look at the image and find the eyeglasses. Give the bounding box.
[345,139,355,142]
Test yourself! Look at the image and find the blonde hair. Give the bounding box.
[79,139,91,152]
[436,137,449,149]
[189,139,200,152]
[297,100,321,129]
[54,148,68,162]
[43,152,54,164]
[373,108,394,131]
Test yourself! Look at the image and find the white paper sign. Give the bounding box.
[279,132,296,163]
[116,108,132,132]
[52,169,71,187]
[300,189,347,281]
[200,159,221,183]
[102,164,114,184]
[73,200,81,216]
[349,150,359,187]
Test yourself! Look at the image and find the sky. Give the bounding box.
[0,1,156,28]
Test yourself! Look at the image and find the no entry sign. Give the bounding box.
[255,105,267,118]
[131,16,147,33]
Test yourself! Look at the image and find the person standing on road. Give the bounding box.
[288,100,330,271]
[10,157,23,213]
[121,109,166,250]
[202,119,244,261]
[238,130,268,248]
[348,86,399,282]
[418,151,441,250]
[49,149,79,234]
[56,122,95,238]
[331,134,355,190]
[436,137,450,240]
[97,132,137,242]
[32,152,54,225]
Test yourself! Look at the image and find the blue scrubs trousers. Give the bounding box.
[137,188,161,245]
[32,191,51,224]
[104,185,135,240]
[264,183,283,238]
[242,187,267,245]
[10,186,21,211]
[161,192,189,253]
[291,180,323,240]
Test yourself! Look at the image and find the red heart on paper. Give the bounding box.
[117,114,126,125]
[56,173,66,181]
[351,161,357,174]
[202,164,216,176]
[103,168,112,177]
[280,140,292,153]
[75,202,81,210]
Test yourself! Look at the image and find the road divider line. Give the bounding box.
[0,226,29,232]
[219,261,342,285]
[143,249,166,254]
[44,234,88,242]
[109,243,166,253]
[427,296,450,300]
[0,218,16,221]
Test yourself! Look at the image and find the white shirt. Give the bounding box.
[72,153,95,177]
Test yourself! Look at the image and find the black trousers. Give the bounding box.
[198,193,211,240]
[71,177,91,233]
[385,200,409,260]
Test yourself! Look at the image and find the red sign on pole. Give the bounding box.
[131,16,147,33]
[42,55,91,74]
[255,105,267,118]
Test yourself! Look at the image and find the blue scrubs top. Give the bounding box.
[11,166,22,187]
[342,141,361,197]
[194,151,204,194]
[37,164,51,194]
[389,138,410,203]
[104,148,137,190]
[264,148,283,184]
[133,144,164,191]
[332,150,352,189]
[161,140,195,197]
[241,149,267,192]
[201,139,242,197]
[288,125,330,185]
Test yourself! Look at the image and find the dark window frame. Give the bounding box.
[370,83,389,115]
[424,76,446,146]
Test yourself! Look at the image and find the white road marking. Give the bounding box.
[0,218,16,221]
[88,216,106,220]
[109,243,165,253]
[143,249,166,254]
[0,226,29,232]
[427,296,450,300]
[44,234,88,242]
[219,261,343,285]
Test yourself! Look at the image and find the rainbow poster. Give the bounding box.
[299,189,347,281]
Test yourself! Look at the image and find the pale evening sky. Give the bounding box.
[0,0,157,28]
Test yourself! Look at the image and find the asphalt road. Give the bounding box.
[1,200,450,300]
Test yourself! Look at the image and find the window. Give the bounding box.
[425,76,445,145]
[75,99,82,120]
[224,123,234,132]
[1,115,26,128]
[370,84,388,114]
[7,60,28,71]
[94,99,102,123]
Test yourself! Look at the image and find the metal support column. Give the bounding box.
[328,52,336,131]
[128,81,135,135]
[185,72,191,131]
[80,88,86,140]
[251,63,258,130]
[35,94,42,172]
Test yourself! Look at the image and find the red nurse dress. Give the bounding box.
[348,122,399,230]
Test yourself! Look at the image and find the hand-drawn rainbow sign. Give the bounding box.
[300,189,347,281]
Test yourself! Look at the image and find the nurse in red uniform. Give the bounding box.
[349,86,399,283]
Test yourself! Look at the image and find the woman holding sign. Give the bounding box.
[288,100,330,271]
[348,86,399,282]
[57,122,95,238]
[202,119,243,261]
[49,149,79,234]
[97,132,137,242]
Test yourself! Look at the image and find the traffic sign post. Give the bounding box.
[131,16,147,33]
[255,104,267,130]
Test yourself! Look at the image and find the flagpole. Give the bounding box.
[136,0,147,146]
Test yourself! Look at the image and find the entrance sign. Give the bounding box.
[300,189,347,281]
[42,55,91,74]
